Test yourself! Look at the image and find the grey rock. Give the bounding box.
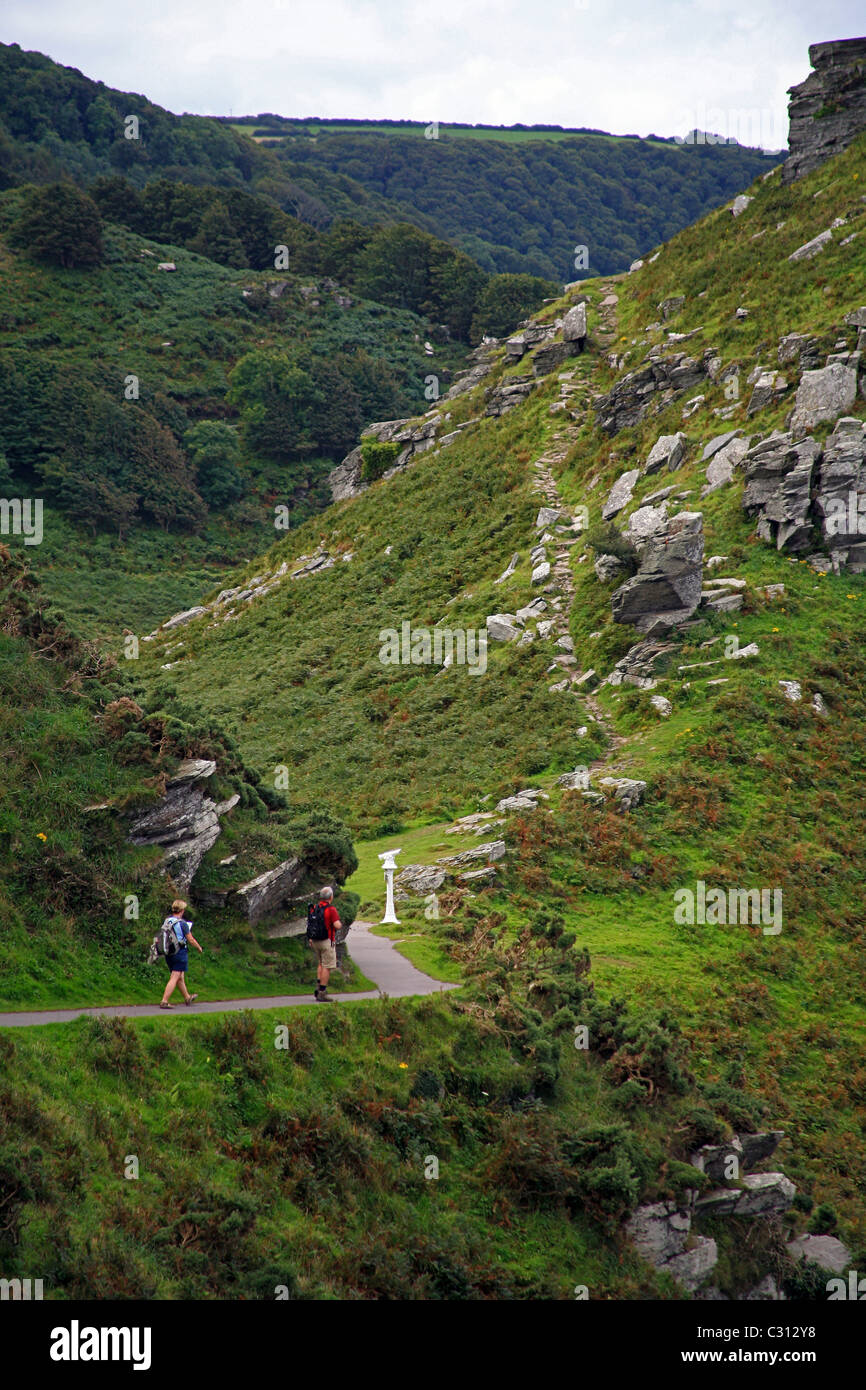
[162,605,208,631]
[625,1202,690,1264]
[814,417,866,551]
[786,1234,853,1274]
[516,598,548,622]
[458,865,498,885]
[594,552,627,583]
[650,694,672,716]
[748,372,788,416]
[232,856,305,925]
[531,561,551,585]
[742,433,820,550]
[598,777,647,811]
[562,301,587,341]
[626,502,669,545]
[745,1275,785,1301]
[788,228,834,262]
[611,511,704,633]
[602,469,640,519]
[659,295,685,319]
[783,38,866,184]
[789,363,857,433]
[494,553,520,585]
[735,1172,796,1216]
[395,864,448,896]
[486,612,523,642]
[645,431,687,474]
[731,195,753,217]
[664,1237,718,1293]
[536,506,562,529]
[533,341,575,375]
[441,839,506,866]
[558,768,591,790]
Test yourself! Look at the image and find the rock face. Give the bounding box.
[595,349,716,435]
[742,433,820,550]
[611,511,704,634]
[786,1234,853,1274]
[814,417,866,565]
[127,760,222,893]
[782,38,866,184]
[395,864,447,897]
[625,1202,717,1294]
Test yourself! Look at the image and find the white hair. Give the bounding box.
[320,886,334,900]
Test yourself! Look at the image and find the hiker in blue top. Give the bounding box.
[159,898,203,1009]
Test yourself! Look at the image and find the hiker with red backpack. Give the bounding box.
[307,886,341,1003]
[157,899,203,1009]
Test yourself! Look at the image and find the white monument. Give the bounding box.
[378,848,402,925]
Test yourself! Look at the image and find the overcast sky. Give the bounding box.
[3,1,864,148]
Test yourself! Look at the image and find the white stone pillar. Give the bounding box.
[378,848,402,925]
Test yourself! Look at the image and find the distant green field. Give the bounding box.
[228,119,675,148]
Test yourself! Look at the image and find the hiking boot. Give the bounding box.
[316,990,335,1004]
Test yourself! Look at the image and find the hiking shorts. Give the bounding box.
[311,937,337,970]
[166,948,189,973]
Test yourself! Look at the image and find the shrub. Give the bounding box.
[360,438,402,482]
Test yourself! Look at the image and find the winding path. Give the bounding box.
[0,921,458,1028]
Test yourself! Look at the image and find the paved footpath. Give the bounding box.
[0,920,458,1028]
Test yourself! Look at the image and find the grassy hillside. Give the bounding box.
[128,132,866,1260]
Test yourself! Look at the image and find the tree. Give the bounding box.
[469,272,558,341]
[188,199,247,268]
[10,182,104,268]
[184,421,245,508]
[228,351,323,460]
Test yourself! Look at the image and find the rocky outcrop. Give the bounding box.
[611,511,704,635]
[595,348,717,435]
[782,38,866,185]
[814,417,866,567]
[327,415,440,501]
[395,864,447,897]
[446,338,502,398]
[485,376,535,416]
[127,760,224,893]
[741,433,819,551]
[625,1130,804,1297]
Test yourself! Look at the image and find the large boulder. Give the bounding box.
[611,511,704,634]
[741,432,820,550]
[562,302,587,341]
[789,362,857,434]
[395,864,448,897]
[486,612,523,642]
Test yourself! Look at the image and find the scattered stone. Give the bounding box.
[602,469,640,519]
[395,864,447,896]
[536,506,561,529]
[779,680,802,701]
[486,613,523,641]
[731,195,753,217]
[598,777,647,811]
[645,431,687,475]
[659,295,685,319]
[788,228,834,262]
[531,561,551,585]
[494,553,520,585]
[729,641,760,659]
[650,694,672,717]
[811,692,829,716]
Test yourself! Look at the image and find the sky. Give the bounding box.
[2,1,864,149]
